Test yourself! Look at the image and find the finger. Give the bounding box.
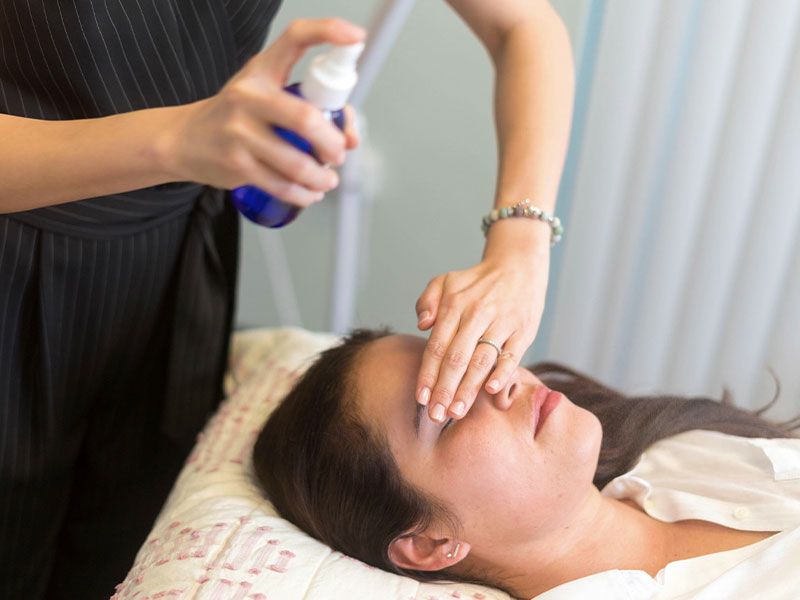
[236,114,340,192]
[425,317,491,423]
[248,89,347,167]
[415,275,445,331]
[342,105,360,150]
[447,335,504,419]
[260,18,366,83]
[415,307,460,408]
[231,151,325,207]
[484,332,529,406]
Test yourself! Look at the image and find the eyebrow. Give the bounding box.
[414,402,424,437]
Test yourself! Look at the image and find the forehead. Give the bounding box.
[352,334,425,432]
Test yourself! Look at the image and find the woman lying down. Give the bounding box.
[252,330,800,599]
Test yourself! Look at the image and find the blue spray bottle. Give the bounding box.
[231,42,365,228]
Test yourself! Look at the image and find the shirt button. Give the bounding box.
[733,506,750,520]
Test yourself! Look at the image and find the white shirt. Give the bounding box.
[534,429,800,600]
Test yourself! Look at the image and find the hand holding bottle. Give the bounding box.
[160,18,365,207]
[232,40,365,227]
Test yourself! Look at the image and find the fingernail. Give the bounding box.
[313,191,325,202]
[417,311,430,325]
[431,404,445,422]
[418,387,430,406]
[451,401,465,417]
[327,172,339,190]
[487,380,499,392]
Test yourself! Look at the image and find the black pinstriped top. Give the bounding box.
[0,0,281,233]
[0,0,283,444]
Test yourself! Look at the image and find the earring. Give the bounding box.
[446,542,460,559]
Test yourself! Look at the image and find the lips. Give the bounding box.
[531,384,562,438]
[531,384,549,438]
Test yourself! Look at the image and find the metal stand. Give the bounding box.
[328,0,417,333]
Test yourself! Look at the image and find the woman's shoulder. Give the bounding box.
[602,429,800,531]
[610,428,800,489]
[646,428,800,478]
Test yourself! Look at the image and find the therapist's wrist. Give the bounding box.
[482,216,552,263]
[149,103,195,182]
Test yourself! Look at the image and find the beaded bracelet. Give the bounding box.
[481,198,563,247]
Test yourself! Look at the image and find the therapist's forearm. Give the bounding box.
[0,109,179,213]
[486,4,574,258]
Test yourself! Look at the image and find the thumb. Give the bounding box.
[260,18,366,83]
[416,275,444,330]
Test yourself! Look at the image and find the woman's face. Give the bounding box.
[352,334,603,551]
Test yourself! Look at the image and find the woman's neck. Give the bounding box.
[489,490,774,599]
[476,489,677,599]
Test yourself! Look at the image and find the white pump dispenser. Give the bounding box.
[300,42,365,110]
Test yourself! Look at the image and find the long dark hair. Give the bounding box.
[252,328,798,587]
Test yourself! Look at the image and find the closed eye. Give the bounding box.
[441,417,455,435]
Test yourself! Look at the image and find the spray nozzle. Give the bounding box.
[301,42,365,110]
[320,42,365,74]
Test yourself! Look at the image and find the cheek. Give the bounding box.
[437,430,582,543]
[410,407,602,540]
[433,425,523,500]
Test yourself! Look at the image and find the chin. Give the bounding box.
[566,403,603,480]
[585,411,603,468]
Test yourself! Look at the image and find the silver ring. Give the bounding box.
[477,337,503,357]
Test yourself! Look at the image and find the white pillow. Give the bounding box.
[113,327,512,600]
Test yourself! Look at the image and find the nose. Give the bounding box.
[491,368,521,410]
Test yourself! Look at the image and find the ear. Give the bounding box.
[388,532,471,572]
